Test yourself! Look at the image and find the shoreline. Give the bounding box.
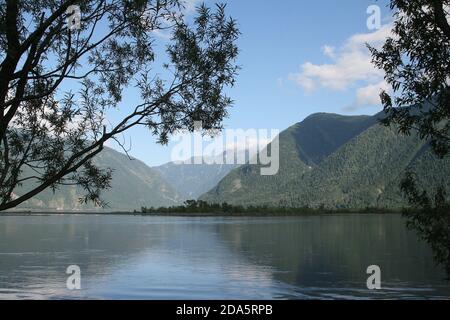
[0,210,404,217]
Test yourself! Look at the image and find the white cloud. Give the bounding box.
[168,128,275,164]
[346,24,392,49]
[321,45,335,59]
[224,136,272,154]
[343,80,389,111]
[182,0,205,14]
[289,24,393,110]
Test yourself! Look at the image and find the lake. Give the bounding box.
[0,214,449,299]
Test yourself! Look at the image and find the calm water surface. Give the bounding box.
[0,214,449,299]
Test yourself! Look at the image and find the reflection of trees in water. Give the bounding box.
[0,215,166,298]
[1,214,449,299]
[217,215,445,289]
[401,173,450,279]
[0,216,277,299]
[366,0,450,282]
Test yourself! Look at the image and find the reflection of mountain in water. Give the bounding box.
[216,215,450,298]
[0,215,167,298]
[1,215,449,299]
[0,216,279,299]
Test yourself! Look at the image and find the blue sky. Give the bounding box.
[106,0,393,166]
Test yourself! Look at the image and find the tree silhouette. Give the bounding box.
[0,0,239,210]
[369,0,449,157]
[401,172,450,278]
[369,0,449,278]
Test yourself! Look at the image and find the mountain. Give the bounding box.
[154,157,238,200]
[291,113,377,166]
[200,112,450,209]
[14,147,182,211]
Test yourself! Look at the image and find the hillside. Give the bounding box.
[13,147,182,211]
[291,113,377,166]
[200,112,450,209]
[154,158,238,200]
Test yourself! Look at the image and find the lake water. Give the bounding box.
[0,214,449,300]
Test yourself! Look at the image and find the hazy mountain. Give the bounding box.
[12,111,449,212]
[153,154,242,200]
[200,112,450,209]
[13,147,182,211]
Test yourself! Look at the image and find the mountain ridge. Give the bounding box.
[13,146,182,211]
[200,111,450,209]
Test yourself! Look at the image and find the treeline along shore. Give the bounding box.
[140,200,401,216]
[2,200,406,216]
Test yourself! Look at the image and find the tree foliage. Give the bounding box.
[0,0,239,210]
[140,199,396,216]
[368,0,449,157]
[369,0,450,279]
[401,172,450,278]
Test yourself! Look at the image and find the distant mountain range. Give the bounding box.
[153,158,238,200]
[13,148,239,212]
[14,147,182,211]
[12,110,450,211]
[200,112,450,209]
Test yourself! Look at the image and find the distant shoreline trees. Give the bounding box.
[140,200,400,216]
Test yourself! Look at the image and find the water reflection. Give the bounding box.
[217,215,450,299]
[0,214,449,299]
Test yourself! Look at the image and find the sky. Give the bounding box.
[105,0,393,167]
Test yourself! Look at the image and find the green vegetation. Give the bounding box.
[141,200,399,216]
[368,0,450,279]
[153,157,238,200]
[14,147,182,211]
[400,172,450,278]
[0,2,239,211]
[200,112,450,209]
[368,0,449,157]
